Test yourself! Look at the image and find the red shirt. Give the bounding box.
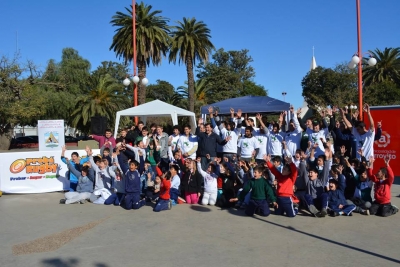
[368,165,394,204]
[267,161,298,197]
[159,178,171,200]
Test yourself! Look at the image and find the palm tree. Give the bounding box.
[71,74,130,131]
[177,79,210,111]
[363,47,400,86]
[109,2,170,104]
[169,17,215,112]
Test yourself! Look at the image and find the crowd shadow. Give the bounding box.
[226,208,400,264]
[190,205,212,212]
[41,258,109,267]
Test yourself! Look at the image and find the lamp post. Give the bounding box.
[282,91,287,102]
[347,0,377,121]
[121,0,149,125]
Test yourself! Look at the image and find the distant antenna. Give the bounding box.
[312,46,315,57]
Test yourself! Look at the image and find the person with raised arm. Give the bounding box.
[341,104,375,161]
[367,155,398,217]
[61,145,89,192]
[89,128,116,149]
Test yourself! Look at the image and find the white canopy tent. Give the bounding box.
[113,100,197,138]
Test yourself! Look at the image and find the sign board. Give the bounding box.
[0,149,100,193]
[370,106,400,177]
[38,120,65,151]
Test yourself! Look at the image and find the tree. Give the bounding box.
[110,2,170,105]
[363,47,400,86]
[71,74,130,133]
[241,80,268,97]
[364,80,400,106]
[169,17,215,112]
[59,48,91,95]
[177,79,210,111]
[196,48,257,102]
[0,55,47,149]
[146,79,175,102]
[301,65,358,109]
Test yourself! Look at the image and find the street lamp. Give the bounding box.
[121,0,149,124]
[282,92,287,101]
[347,0,377,121]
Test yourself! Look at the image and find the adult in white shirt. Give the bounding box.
[342,104,375,161]
[254,113,269,163]
[263,112,284,157]
[237,126,259,162]
[283,108,303,156]
[212,108,239,162]
[177,125,198,160]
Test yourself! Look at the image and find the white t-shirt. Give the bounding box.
[177,135,198,159]
[219,128,238,154]
[265,128,283,156]
[238,136,259,158]
[307,128,329,157]
[352,128,375,161]
[254,132,268,160]
[283,114,302,156]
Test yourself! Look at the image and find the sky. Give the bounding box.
[1,0,399,110]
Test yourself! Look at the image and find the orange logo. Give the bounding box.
[10,157,58,174]
[375,131,390,148]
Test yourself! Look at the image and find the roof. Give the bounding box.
[117,100,195,117]
[200,96,290,115]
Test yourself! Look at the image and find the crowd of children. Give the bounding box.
[59,104,399,217]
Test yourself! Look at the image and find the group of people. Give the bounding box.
[59,104,398,217]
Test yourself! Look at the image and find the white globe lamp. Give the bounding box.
[142,77,149,86]
[368,57,377,66]
[123,78,131,86]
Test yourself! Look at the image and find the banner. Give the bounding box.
[38,120,65,151]
[0,149,100,193]
[370,106,400,177]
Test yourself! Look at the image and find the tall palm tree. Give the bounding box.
[169,17,215,112]
[110,2,170,104]
[71,74,130,131]
[177,79,210,110]
[363,47,400,86]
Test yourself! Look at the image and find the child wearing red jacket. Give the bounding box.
[153,171,172,212]
[265,154,298,217]
[367,155,398,217]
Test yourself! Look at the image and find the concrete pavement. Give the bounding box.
[1,186,400,267]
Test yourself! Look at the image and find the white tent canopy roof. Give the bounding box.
[113,100,197,137]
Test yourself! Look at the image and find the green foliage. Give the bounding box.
[71,74,130,133]
[241,80,267,97]
[59,48,91,94]
[146,80,175,101]
[169,17,215,112]
[110,2,170,104]
[196,48,257,102]
[364,80,400,106]
[363,47,400,86]
[301,65,358,109]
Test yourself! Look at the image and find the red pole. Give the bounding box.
[133,0,138,124]
[356,0,363,121]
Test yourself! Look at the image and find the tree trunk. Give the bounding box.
[137,62,147,105]
[0,128,13,150]
[186,57,195,112]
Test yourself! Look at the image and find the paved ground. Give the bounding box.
[0,187,400,267]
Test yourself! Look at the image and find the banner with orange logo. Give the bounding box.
[370,106,400,177]
[0,149,99,193]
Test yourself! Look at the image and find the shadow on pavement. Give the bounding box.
[190,205,212,212]
[41,258,109,267]
[252,216,400,265]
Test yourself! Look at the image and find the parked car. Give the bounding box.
[65,135,79,143]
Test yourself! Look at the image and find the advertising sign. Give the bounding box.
[0,149,100,193]
[38,120,65,151]
[370,106,400,177]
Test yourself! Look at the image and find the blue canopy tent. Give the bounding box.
[200,96,290,115]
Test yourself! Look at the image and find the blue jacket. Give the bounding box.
[328,189,347,211]
[125,170,140,194]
